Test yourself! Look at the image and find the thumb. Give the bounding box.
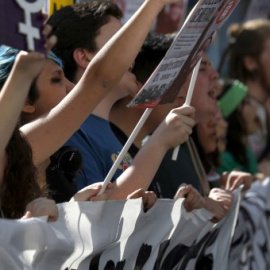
[174,184,190,199]
[22,211,32,219]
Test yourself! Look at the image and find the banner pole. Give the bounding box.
[98,108,153,195]
[172,57,202,161]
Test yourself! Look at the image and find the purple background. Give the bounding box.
[0,0,45,52]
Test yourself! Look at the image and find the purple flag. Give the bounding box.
[0,0,45,52]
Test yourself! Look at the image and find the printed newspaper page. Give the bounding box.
[128,0,240,108]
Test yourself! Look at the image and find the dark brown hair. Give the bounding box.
[219,19,270,83]
[1,127,45,219]
[48,0,123,82]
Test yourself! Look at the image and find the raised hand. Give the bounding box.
[12,24,57,81]
[151,105,195,149]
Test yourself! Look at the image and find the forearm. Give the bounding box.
[108,139,167,199]
[22,0,168,167]
[0,72,32,155]
[83,0,167,91]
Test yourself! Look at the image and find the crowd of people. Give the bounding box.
[1,0,270,268]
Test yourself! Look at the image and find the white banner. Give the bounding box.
[229,177,270,270]
[0,195,241,270]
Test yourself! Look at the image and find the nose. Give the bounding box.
[65,78,75,94]
[209,65,219,81]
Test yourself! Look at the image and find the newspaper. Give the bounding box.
[128,0,241,108]
[244,0,270,21]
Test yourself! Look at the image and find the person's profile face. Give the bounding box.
[188,54,219,123]
[33,60,74,118]
[239,97,260,135]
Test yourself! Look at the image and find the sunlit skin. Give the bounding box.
[177,54,219,123]
[23,60,74,123]
[77,16,139,100]
[95,17,140,99]
[148,54,219,126]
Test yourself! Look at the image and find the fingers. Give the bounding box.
[24,198,58,222]
[127,189,157,212]
[70,184,102,202]
[206,188,234,222]
[225,171,253,192]
[70,182,114,202]
[42,24,52,37]
[47,204,59,222]
[174,184,189,199]
[42,24,57,52]
[175,184,206,211]
[173,105,196,118]
[204,197,227,223]
[44,35,57,52]
[184,189,206,212]
[143,191,157,212]
[21,211,32,219]
[170,107,196,132]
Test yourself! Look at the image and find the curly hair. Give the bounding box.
[1,127,45,219]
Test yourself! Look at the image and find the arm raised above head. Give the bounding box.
[21,0,182,167]
[0,25,56,158]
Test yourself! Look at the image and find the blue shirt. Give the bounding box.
[65,114,132,190]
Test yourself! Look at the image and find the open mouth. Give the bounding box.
[208,88,216,99]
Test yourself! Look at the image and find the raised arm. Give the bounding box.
[0,26,56,157]
[21,0,182,167]
[108,105,195,199]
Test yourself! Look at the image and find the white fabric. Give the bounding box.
[0,196,241,270]
[229,178,270,270]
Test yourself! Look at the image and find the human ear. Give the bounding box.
[22,101,36,114]
[243,55,258,72]
[73,48,95,69]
